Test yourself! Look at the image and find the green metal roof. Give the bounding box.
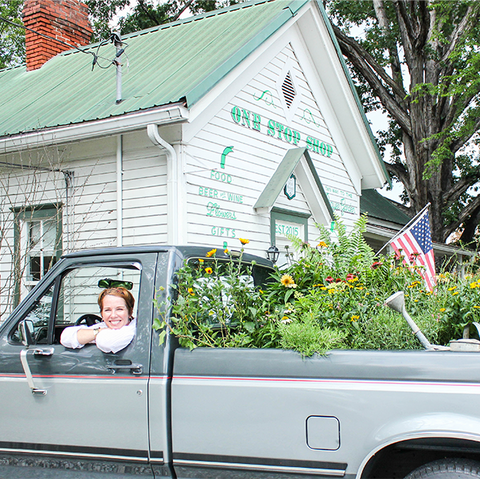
[360,189,411,225]
[0,0,307,138]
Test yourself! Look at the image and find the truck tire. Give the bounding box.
[405,459,480,479]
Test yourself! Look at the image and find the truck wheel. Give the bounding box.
[405,459,480,479]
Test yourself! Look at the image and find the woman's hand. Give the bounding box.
[77,327,106,345]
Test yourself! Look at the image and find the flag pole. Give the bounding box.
[375,202,431,257]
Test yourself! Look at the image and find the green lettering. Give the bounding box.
[231,106,241,124]
[267,119,275,136]
[252,113,261,131]
[242,109,251,128]
[293,130,300,145]
[326,144,333,157]
[275,122,284,139]
[284,127,292,143]
[306,136,313,150]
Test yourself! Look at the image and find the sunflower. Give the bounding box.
[280,274,297,288]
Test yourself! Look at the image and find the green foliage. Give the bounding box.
[86,0,239,39]
[0,0,24,69]
[155,216,480,356]
[153,243,280,350]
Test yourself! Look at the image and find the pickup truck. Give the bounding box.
[1,245,480,479]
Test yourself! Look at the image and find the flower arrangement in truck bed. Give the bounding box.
[154,215,480,356]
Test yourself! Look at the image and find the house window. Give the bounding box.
[13,204,62,303]
[26,217,58,282]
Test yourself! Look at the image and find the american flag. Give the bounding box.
[390,209,436,291]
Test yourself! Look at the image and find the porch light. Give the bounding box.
[266,245,280,264]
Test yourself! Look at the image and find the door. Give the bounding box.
[0,253,157,478]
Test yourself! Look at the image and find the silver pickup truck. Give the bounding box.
[1,245,480,479]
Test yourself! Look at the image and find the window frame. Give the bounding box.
[13,203,63,306]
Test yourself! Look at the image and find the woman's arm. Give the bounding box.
[60,324,106,349]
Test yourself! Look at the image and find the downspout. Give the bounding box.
[147,124,178,245]
[117,134,123,247]
[62,171,74,253]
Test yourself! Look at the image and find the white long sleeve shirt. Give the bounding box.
[60,319,136,354]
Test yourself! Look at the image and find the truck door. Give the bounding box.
[0,253,157,478]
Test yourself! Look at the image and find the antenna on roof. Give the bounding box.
[112,32,124,104]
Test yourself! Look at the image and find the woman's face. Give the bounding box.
[101,295,130,330]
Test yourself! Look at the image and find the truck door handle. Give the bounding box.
[20,349,51,396]
[33,348,54,357]
[107,361,143,375]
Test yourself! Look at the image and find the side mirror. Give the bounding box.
[19,320,35,347]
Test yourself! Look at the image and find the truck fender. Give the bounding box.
[356,412,480,478]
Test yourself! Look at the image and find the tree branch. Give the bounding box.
[445,194,480,242]
[332,24,412,134]
[444,173,479,209]
[137,0,161,25]
[171,0,195,22]
[385,161,411,190]
[441,5,478,62]
[392,0,416,67]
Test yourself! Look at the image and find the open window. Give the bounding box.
[10,263,141,347]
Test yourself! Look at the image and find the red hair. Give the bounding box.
[98,287,135,318]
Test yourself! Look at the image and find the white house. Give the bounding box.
[0,0,388,312]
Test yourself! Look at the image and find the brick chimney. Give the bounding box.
[23,0,92,71]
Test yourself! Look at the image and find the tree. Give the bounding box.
[326,0,480,245]
[0,0,24,69]
[86,0,238,39]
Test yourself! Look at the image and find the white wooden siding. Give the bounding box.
[185,42,359,257]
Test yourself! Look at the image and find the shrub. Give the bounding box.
[155,217,479,355]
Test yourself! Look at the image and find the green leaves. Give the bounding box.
[154,216,480,355]
[0,0,25,69]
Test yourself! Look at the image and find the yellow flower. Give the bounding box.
[239,238,249,245]
[350,315,359,321]
[317,241,328,248]
[205,267,213,275]
[280,274,297,288]
[452,292,459,296]
[224,249,229,254]
[440,308,446,312]
[188,287,194,295]
[474,306,480,309]
[448,286,457,291]
[206,249,217,258]
[199,258,204,263]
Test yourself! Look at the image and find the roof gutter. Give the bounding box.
[0,104,189,155]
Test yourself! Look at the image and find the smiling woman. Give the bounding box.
[60,287,136,353]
